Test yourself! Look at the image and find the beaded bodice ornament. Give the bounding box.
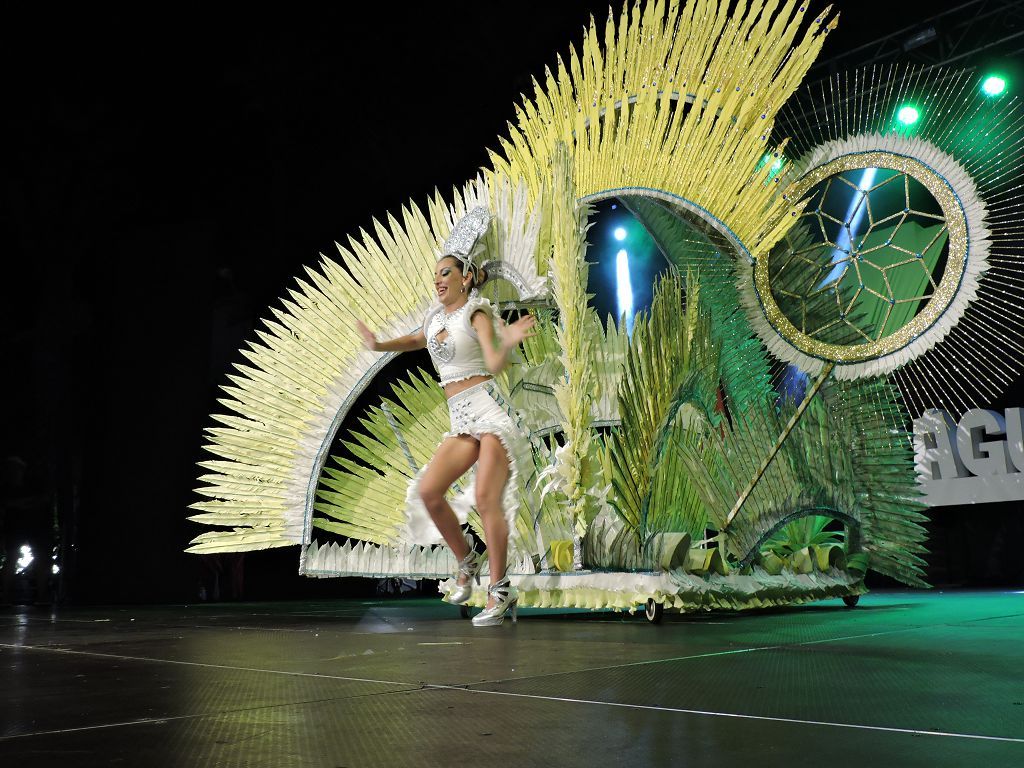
[426,305,467,364]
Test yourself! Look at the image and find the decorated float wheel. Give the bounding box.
[644,599,664,624]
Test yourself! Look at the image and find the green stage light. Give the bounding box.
[982,75,1006,97]
[897,105,920,125]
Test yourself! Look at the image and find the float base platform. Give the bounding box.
[1,589,1021,767]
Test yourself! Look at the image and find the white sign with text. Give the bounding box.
[913,408,1024,506]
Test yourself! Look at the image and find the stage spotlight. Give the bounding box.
[897,105,920,126]
[982,75,1006,97]
[613,226,627,241]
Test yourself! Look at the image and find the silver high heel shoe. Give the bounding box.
[471,577,518,627]
[447,544,481,605]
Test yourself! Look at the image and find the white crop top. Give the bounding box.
[423,296,496,386]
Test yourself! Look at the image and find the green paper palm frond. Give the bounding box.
[644,404,716,543]
[604,271,718,555]
[817,377,930,587]
[593,313,630,423]
[501,311,564,437]
[623,196,776,410]
[678,397,809,544]
[675,375,929,586]
[762,514,844,558]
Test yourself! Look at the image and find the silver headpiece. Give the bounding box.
[440,206,491,274]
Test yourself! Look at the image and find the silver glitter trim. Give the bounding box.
[381,402,419,473]
[480,259,535,299]
[299,348,401,572]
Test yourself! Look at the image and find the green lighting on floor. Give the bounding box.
[897,105,920,125]
[982,75,1007,97]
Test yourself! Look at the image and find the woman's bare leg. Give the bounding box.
[418,435,480,563]
[476,433,511,608]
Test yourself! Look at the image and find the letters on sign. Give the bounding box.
[913,408,1024,506]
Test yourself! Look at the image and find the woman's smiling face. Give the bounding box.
[434,257,468,306]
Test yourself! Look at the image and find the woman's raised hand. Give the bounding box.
[355,319,379,351]
[501,314,537,347]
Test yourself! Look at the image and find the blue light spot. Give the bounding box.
[616,249,634,334]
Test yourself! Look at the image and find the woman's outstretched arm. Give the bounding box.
[356,319,426,353]
[472,310,535,374]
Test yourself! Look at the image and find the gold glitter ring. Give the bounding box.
[754,151,968,364]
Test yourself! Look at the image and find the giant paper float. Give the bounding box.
[187,1,1023,618]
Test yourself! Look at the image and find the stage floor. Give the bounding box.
[1,589,1021,767]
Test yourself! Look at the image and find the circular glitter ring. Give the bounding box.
[753,150,969,365]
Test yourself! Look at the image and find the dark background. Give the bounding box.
[2,2,1021,605]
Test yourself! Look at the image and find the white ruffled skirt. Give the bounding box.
[404,382,529,549]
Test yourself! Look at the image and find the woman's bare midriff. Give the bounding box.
[443,374,492,399]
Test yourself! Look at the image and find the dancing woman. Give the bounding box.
[356,242,535,627]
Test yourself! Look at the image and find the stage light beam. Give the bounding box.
[616,248,634,333]
[821,167,877,288]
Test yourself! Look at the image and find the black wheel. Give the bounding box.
[644,598,664,624]
[459,605,471,619]
[842,594,860,608]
